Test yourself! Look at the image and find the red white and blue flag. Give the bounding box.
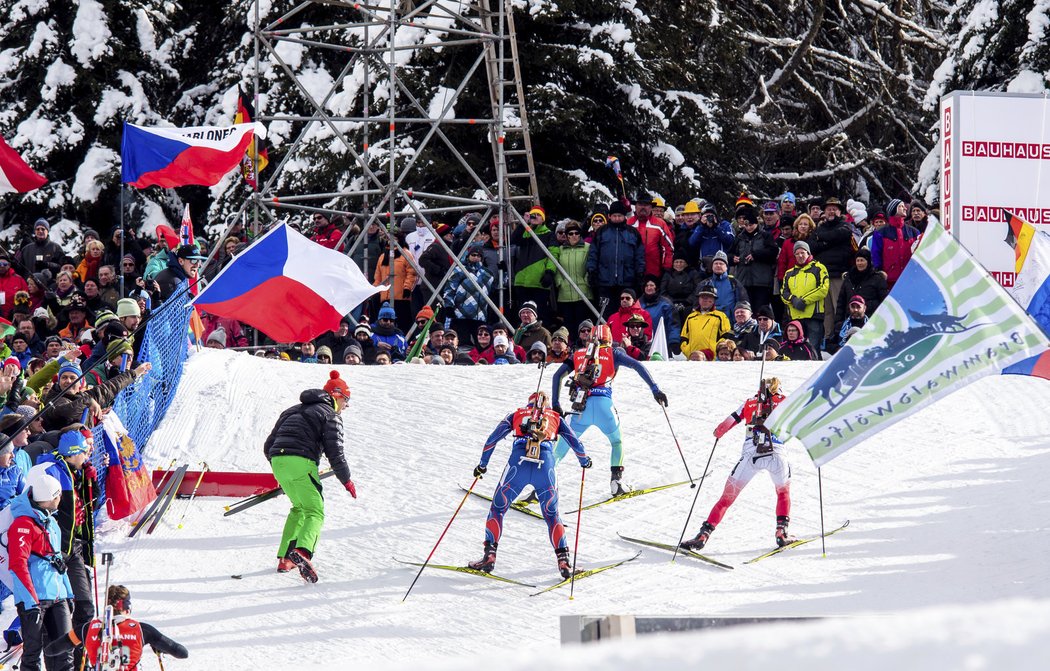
[193,223,385,342]
[0,136,47,194]
[121,122,257,188]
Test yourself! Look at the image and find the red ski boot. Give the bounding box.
[288,548,318,583]
[277,558,295,573]
[467,542,497,573]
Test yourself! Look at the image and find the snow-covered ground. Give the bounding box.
[102,350,1050,670]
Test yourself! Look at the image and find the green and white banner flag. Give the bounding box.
[767,222,1050,467]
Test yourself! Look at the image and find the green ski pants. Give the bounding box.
[271,455,325,557]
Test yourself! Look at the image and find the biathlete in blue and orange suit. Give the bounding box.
[550,323,668,496]
[468,391,592,579]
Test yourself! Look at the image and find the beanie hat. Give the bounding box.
[756,304,775,319]
[106,339,133,361]
[712,250,729,265]
[30,471,62,503]
[493,334,509,348]
[9,333,28,347]
[529,341,547,355]
[856,247,873,262]
[526,206,546,223]
[15,406,36,424]
[378,302,396,321]
[354,323,371,337]
[765,339,783,354]
[58,360,82,379]
[57,430,89,457]
[735,192,754,211]
[779,192,796,204]
[3,356,20,371]
[736,204,758,225]
[518,301,538,318]
[343,343,363,360]
[579,319,594,332]
[847,199,868,223]
[429,354,446,365]
[552,327,569,343]
[323,370,350,399]
[609,201,631,216]
[94,310,118,329]
[34,218,50,232]
[316,346,333,360]
[793,240,811,254]
[207,327,226,346]
[886,198,904,217]
[116,298,141,318]
[734,301,752,312]
[416,306,434,322]
[399,216,417,234]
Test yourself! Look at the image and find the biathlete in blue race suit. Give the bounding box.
[468,391,591,579]
[550,324,668,496]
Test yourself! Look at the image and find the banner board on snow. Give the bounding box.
[941,91,1050,287]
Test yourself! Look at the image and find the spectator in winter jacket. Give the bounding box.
[102,228,146,271]
[701,251,748,316]
[16,220,64,277]
[310,213,344,250]
[760,200,785,244]
[870,201,920,289]
[680,283,730,361]
[36,429,104,668]
[352,326,378,364]
[544,220,593,334]
[0,439,26,504]
[622,313,652,361]
[727,302,764,358]
[492,325,527,362]
[202,312,249,349]
[316,321,355,361]
[443,244,495,339]
[8,468,75,671]
[264,372,356,582]
[628,193,675,279]
[909,201,931,234]
[469,324,496,364]
[836,248,888,327]
[547,327,571,363]
[806,197,855,347]
[371,303,407,361]
[729,205,778,312]
[672,201,702,267]
[72,240,105,285]
[661,254,700,323]
[779,192,798,230]
[514,301,552,352]
[512,207,556,322]
[373,243,418,332]
[154,244,205,302]
[839,296,869,347]
[639,276,679,354]
[586,201,646,318]
[606,288,652,346]
[780,320,819,361]
[777,213,815,285]
[419,224,456,292]
[754,304,783,343]
[781,241,829,355]
[688,203,735,262]
[40,357,150,432]
[491,334,519,365]
[0,251,28,319]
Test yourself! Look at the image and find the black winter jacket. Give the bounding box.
[263,390,352,484]
[808,217,855,274]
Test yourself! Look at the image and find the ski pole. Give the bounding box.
[672,437,720,562]
[660,405,695,487]
[818,467,827,557]
[176,462,210,529]
[156,650,166,671]
[568,466,586,600]
[402,476,481,602]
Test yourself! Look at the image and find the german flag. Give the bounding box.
[235,91,269,188]
[1003,209,1036,275]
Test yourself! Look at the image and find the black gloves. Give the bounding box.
[540,270,555,288]
[473,464,487,478]
[653,390,668,406]
[790,296,807,311]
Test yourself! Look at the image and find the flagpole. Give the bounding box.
[119,183,126,298]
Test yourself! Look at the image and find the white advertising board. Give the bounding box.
[941,91,1050,287]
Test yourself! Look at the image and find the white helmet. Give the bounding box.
[26,464,61,503]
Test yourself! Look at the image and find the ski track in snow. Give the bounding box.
[96,350,1050,669]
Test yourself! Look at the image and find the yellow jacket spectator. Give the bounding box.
[781,241,829,320]
[680,282,731,360]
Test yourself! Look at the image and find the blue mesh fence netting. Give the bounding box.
[91,281,194,514]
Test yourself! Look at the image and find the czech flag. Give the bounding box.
[0,136,47,194]
[121,122,257,189]
[193,223,385,342]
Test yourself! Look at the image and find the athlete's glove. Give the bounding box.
[473,464,487,478]
[579,456,592,469]
[653,390,668,406]
[344,480,357,498]
[713,416,736,439]
[790,296,807,311]
[552,405,564,417]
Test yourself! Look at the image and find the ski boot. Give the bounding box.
[680,521,715,551]
[515,487,539,505]
[775,515,796,548]
[610,466,633,497]
[287,548,318,583]
[277,557,295,573]
[556,547,574,579]
[467,541,498,573]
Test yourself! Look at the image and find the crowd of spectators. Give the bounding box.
[5,189,931,369]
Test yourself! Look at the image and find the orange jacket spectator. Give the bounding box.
[373,251,418,301]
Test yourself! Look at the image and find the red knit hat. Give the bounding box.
[324,371,350,399]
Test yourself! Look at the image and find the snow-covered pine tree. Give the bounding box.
[0,0,192,252]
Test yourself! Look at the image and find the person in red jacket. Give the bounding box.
[47,585,188,671]
[627,193,674,279]
[0,250,28,319]
[605,288,652,346]
[870,198,920,289]
[309,213,344,250]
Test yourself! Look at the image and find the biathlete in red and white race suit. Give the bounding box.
[681,378,797,551]
[550,324,667,496]
[468,391,591,579]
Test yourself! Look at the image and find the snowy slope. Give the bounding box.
[100,350,1050,670]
